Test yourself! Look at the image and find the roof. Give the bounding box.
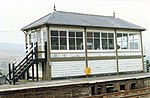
[21,11,146,31]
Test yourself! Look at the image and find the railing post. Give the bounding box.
[12,63,15,85]
[146,60,149,72]
[44,42,47,61]
[35,42,39,81]
[8,63,11,84]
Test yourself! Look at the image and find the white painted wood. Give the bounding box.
[51,60,117,78]
[51,61,85,77]
[88,60,117,74]
[118,51,141,56]
[119,59,143,72]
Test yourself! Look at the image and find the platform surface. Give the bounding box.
[0,73,150,92]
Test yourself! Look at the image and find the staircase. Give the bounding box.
[5,42,47,84]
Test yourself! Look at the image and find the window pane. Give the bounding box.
[76,38,83,50]
[117,33,122,37]
[87,38,93,50]
[109,39,114,49]
[51,30,58,36]
[76,32,83,37]
[69,32,75,37]
[60,31,66,36]
[122,34,128,49]
[101,33,107,38]
[129,34,134,49]
[94,39,100,50]
[69,38,75,50]
[43,32,46,43]
[108,33,114,38]
[87,32,93,37]
[117,33,122,49]
[94,33,100,38]
[102,39,107,49]
[51,37,59,50]
[60,38,67,50]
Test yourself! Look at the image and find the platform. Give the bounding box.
[0,73,150,92]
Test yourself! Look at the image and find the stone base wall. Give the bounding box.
[1,78,150,98]
[0,84,90,98]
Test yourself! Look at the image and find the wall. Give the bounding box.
[0,84,90,98]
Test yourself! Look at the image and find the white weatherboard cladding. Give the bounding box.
[51,61,85,77]
[119,59,142,72]
[88,60,117,74]
[87,52,115,57]
[118,51,141,56]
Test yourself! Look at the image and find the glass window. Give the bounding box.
[51,37,59,50]
[87,32,100,50]
[31,32,36,43]
[129,34,140,49]
[76,32,83,37]
[60,31,67,50]
[51,30,67,50]
[117,33,140,50]
[101,33,114,50]
[69,31,83,50]
[69,32,75,37]
[69,38,75,50]
[43,32,46,43]
[117,33,128,49]
[94,33,100,50]
[51,30,58,36]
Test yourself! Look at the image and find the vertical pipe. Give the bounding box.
[114,29,119,75]
[140,31,145,72]
[84,27,88,68]
[12,63,15,85]
[8,63,11,84]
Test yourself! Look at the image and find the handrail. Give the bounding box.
[5,43,37,83]
[13,43,36,66]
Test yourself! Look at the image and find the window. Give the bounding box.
[101,33,114,50]
[106,84,114,93]
[120,84,125,90]
[117,33,140,50]
[69,31,83,50]
[37,31,41,44]
[60,31,67,50]
[87,32,94,50]
[117,33,128,49]
[51,30,67,50]
[129,34,140,49]
[87,32,100,50]
[43,31,46,43]
[31,32,37,43]
[130,83,136,90]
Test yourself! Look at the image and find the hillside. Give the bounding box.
[0,43,25,75]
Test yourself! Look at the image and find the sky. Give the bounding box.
[0,0,150,53]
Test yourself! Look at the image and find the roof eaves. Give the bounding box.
[48,23,146,31]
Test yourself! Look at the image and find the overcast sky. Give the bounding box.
[0,0,150,53]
